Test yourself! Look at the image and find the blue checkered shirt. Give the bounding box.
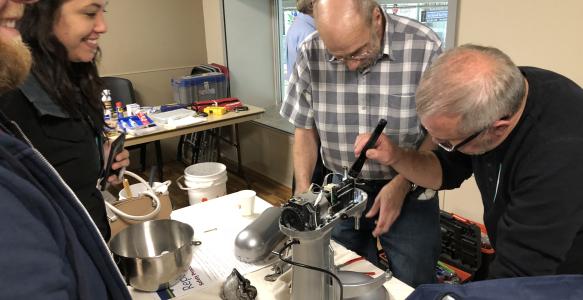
[281,11,443,179]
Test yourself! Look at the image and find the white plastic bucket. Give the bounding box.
[178,162,228,205]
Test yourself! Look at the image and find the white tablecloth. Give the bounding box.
[130,191,414,300]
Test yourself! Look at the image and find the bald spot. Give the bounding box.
[445,50,499,86]
[315,0,370,55]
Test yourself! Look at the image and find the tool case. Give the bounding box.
[439,210,495,282]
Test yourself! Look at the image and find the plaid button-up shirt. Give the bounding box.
[281,10,442,179]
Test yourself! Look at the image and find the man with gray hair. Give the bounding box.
[357,44,583,278]
[281,0,442,286]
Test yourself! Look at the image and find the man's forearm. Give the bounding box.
[392,135,436,190]
[293,128,319,194]
[392,147,443,190]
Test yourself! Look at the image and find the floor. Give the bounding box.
[113,160,291,210]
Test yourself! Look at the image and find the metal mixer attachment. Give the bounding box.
[220,268,257,300]
[279,179,390,300]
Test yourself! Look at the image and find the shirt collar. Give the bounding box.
[19,74,70,118]
[380,9,395,61]
[296,12,315,28]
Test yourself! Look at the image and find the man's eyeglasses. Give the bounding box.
[332,48,378,63]
[437,127,486,152]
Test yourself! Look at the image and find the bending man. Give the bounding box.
[357,44,583,278]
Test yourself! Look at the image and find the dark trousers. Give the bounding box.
[331,180,441,288]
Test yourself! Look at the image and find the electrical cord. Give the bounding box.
[277,240,343,300]
[104,170,161,221]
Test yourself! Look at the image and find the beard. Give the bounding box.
[356,56,377,73]
[0,36,32,94]
[356,32,382,73]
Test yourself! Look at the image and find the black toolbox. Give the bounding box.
[439,210,494,282]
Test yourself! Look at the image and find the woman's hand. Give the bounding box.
[107,149,130,185]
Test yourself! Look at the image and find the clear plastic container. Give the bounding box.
[171,72,227,105]
[171,78,181,103]
[179,79,189,105]
[190,72,227,102]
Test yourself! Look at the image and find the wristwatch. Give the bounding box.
[410,182,418,192]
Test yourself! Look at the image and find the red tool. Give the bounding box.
[335,257,376,276]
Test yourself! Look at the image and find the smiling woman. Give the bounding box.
[54,0,107,62]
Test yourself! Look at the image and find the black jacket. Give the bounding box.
[0,75,110,239]
[436,67,583,278]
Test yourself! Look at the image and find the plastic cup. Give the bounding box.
[238,190,256,216]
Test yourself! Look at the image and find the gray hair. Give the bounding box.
[297,0,313,15]
[313,0,379,25]
[416,44,526,135]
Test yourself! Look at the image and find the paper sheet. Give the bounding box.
[130,193,271,300]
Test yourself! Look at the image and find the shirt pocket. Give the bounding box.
[386,93,423,149]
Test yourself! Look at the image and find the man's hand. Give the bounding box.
[354,133,401,166]
[366,177,410,237]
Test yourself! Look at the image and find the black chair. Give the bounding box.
[102,76,164,181]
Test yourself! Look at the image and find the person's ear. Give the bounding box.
[373,6,382,25]
[490,118,512,137]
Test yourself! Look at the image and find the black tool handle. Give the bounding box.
[348,119,387,178]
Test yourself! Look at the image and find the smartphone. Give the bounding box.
[99,132,126,191]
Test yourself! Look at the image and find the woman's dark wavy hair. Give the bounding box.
[19,0,105,133]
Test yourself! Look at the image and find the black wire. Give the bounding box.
[277,240,343,300]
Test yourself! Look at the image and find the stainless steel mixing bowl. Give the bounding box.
[109,219,198,291]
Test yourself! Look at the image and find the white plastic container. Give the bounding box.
[118,181,171,200]
[177,162,228,205]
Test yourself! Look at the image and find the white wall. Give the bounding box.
[440,0,583,223]
[202,0,226,65]
[99,0,208,162]
[202,0,294,187]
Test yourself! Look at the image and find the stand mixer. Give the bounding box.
[279,119,391,300]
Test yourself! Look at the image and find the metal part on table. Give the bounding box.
[264,259,292,282]
[220,268,257,300]
[339,271,391,300]
[234,207,287,264]
[279,176,391,300]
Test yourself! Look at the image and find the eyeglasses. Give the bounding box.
[437,127,486,152]
[332,48,378,63]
